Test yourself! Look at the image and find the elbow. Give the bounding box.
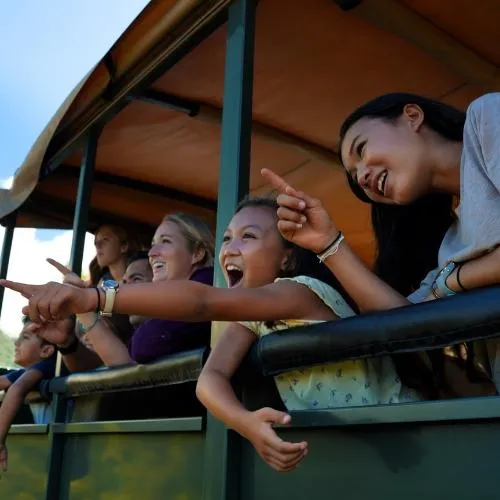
[195,372,208,406]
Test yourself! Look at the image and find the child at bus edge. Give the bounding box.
[0,316,71,472]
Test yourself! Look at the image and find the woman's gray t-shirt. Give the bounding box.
[408,93,500,303]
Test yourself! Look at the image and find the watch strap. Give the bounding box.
[101,287,117,317]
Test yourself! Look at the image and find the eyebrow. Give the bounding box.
[348,134,361,158]
[225,224,263,233]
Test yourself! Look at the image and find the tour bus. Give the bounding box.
[1,0,499,498]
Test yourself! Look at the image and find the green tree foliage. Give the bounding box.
[0,330,15,368]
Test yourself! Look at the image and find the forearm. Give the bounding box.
[323,242,409,312]
[81,315,133,366]
[196,371,252,437]
[447,250,500,292]
[62,342,103,372]
[0,386,25,442]
[0,377,12,391]
[104,281,208,321]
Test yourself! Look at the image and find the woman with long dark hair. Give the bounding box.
[262,92,500,396]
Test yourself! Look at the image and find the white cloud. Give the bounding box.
[1,177,13,189]
[0,227,95,337]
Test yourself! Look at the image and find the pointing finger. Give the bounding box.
[261,168,300,197]
[0,279,38,299]
[47,258,73,276]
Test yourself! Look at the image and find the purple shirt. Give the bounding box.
[128,267,213,363]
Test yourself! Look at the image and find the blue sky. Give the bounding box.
[0,0,150,335]
[0,0,150,180]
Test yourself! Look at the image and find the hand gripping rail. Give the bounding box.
[248,286,500,376]
[46,348,207,397]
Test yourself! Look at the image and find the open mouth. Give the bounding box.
[151,260,166,273]
[225,264,244,288]
[376,171,388,196]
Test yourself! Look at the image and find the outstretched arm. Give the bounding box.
[196,322,307,472]
[261,168,409,312]
[1,278,335,325]
[0,369,43,472]
[262,169,500,306]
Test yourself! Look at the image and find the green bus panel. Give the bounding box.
[57,431,205,500]
[240,420,499,500]
[0,431,49,500]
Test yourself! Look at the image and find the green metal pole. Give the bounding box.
[0,212,16,316]
[70,127,99,276]
[45,128,99,500]
[203,0,256,499]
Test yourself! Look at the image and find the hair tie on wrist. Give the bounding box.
[456,264,467,292]
[94,287,101,313]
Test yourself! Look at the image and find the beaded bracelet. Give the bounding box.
[317,232,345,263]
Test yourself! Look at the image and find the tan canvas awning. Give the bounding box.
[3,0,500,263]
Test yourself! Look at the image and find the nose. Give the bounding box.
[148,245,159,259]
[221,238,242,257]
[356,163,371,188]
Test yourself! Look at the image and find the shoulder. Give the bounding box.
[467,93,500,116]
[190,267,214,286]
[275,275,355,318]
[4,368,26,384]
[465,93,500,132]
[29,356,57,379]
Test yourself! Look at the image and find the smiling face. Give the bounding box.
[148,221,203,282]
[94,226,128,268]
[122,258,153,285]
[122,258,153,327]
[340,105,433,205]
[219,205,291,289]
[14,323,54,367]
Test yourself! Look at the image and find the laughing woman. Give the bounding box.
[1,197,417,472]
[261,92,500,395]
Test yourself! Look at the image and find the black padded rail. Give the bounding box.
[249,286,500,376]
[48,348,207,397]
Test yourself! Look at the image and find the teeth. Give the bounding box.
[226,264,242,272]
[378,172,387,194]
[151,261,166,270]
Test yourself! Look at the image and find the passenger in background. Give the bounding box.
[91,224,134,284]
[0,316,73,472]
[36,213,214,367]
[85,224,138,348]
[121,251,154,328]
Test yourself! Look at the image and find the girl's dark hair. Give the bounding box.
[235,197,357,311]
[339,93,464,294]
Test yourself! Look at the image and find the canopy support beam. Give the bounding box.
[203,1,256,499]
[0,213,16,317]
[45,127,100,500]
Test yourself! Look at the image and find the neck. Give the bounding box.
[108,259,127,281]
[429,138,462,196]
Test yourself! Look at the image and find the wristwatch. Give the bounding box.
[100,279,119,317]
[432,261,457,299]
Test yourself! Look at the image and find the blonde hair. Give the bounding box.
[162,213,214,267]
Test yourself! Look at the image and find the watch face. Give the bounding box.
[102,279,119,290]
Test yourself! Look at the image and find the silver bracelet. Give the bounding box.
[317,233,345,263]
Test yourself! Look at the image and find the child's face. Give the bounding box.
[220,206,290,289]
[14,323,53,367]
